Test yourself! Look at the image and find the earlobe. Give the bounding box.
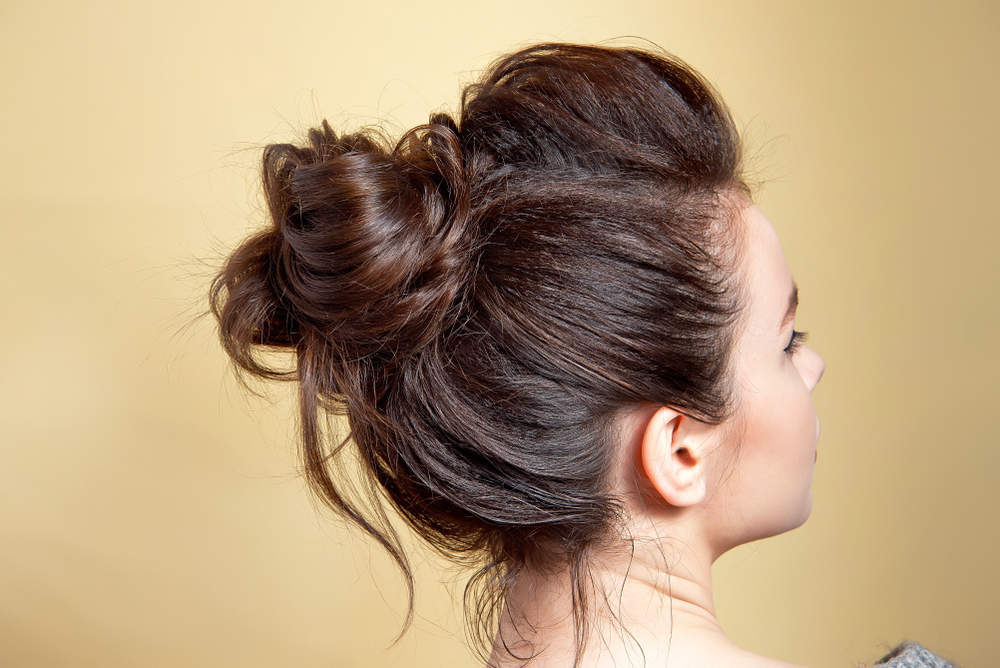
[639,407,711,508]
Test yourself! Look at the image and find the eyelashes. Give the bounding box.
[784,330,808,355]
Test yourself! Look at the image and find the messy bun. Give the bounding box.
[211,42,746,664]
[217,115,471,365]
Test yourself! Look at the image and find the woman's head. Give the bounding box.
[212,42,755,661]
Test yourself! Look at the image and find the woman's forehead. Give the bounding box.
[740,205,796,330]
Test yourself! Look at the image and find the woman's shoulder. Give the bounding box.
[870,642,959,668]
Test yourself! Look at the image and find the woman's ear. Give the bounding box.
[639,407,714,508]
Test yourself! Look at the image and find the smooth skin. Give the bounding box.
[492,201,825,668]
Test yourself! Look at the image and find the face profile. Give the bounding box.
[711,202,826,550]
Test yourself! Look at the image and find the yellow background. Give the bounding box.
[1,1,996,666]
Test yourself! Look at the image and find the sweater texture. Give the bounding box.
[874,643,957,668]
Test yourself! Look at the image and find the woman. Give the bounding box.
[211,43,955,667]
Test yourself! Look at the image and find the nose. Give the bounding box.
[801,346,825,392]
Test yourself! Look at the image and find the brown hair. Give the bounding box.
[211,42,746,665]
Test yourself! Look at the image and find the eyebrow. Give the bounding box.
[781,284,799,330]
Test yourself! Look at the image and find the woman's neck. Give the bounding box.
[489,536,806,668]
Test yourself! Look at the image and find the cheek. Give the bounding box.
[746,370,819,462]
[735,373,819,513]
[735,406,816,539]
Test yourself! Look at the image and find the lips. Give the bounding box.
[814,418,821,462]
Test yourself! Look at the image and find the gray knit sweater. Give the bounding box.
[873,643,958,668]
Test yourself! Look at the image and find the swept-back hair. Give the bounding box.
[211,42,745,666]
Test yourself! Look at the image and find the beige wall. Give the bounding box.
[1,2,996,666]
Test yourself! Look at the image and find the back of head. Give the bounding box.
[211,42,746,663]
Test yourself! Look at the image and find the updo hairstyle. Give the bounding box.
[211,42,746,660]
